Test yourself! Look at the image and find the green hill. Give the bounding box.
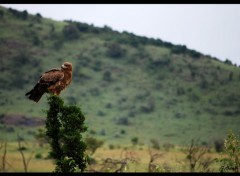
[0,6,240,147]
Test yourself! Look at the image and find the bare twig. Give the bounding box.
[5,160,16,172]
[2,141,7,172]
[0,141,7,172]
[185,139,213,172]
[0,141,3,171]
[17,134,34,172]
[148,148,164,172]
[96,149,140,172]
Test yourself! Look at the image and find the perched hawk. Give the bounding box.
[25,62,73,102]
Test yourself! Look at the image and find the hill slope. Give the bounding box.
[0,6,240,146]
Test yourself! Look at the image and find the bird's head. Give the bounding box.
[61,62,72,71]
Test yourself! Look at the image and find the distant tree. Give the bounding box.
[62,24,79,40]
[163,41,174,48]
[85,137,104,155]
[116,117,130,126]
[224,59,232,65]
[185,139,214,172]
[176,87,185,96]
[22,10,28,20]
[53,38,64,50]
[50,23,55,33]
[150,139,160,150]
[188,50,201,58]
[103,25,113,32]
[75,22,91,32]
[163,143,174,152]
[199,78,209,90]
[36,13,42,18]
[106,43,125,58]
[103,71,112,82]
[140,99,155,113]
[32,35,42,47]
[33,13,42,23]
[171,45,187,55]
[8,8,28,20]
[0,10,4,18]
[8,8,17,17]
[228,71,233,82]
[45,95,88,173]
[148,57,171,70]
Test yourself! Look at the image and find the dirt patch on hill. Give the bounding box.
[1,114,44,127]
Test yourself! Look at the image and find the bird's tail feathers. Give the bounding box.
[25,83,48,102]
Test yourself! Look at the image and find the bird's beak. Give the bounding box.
[61,64,66,69]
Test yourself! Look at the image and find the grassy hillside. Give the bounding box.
[0,6,240,147]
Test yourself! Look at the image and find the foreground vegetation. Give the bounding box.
[0,130,239,172]
[0,139,222,172]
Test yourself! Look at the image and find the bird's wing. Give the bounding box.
[39,68,64,84]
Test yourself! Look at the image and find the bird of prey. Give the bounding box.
[25,62,73,102]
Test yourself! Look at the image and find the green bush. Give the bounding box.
[45,95,88,173]
[216,130,240,173]
[109,144,115,150]
[214,139,225,153]
[131,137,139,145]
[35,153,42,159]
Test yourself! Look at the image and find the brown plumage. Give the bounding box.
[25,62,73,102]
